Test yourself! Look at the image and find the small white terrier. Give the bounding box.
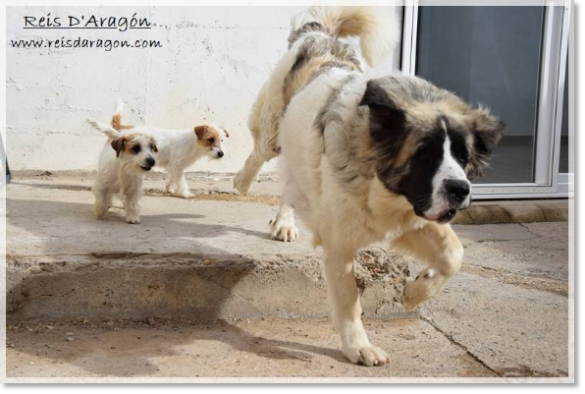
[108,99,229,198]
[87,118,158,224]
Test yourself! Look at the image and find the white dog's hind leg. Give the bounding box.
[323,246,390,366]
[270,179,300,242]
[234,147,276,195]
[391,222,464,310]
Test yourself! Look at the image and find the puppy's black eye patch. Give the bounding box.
[132,145,141,154]
[448,130,469,166]
[207,137,215,143]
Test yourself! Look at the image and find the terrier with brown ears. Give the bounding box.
[109,99,229,199]
[87,118,158,224]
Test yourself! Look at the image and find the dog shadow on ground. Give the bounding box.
[8,320,349,378]
[6,187,346,377]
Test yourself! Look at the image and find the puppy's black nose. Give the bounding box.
[146,157,155,167]
[445,179,470,204]
[217,151,224,158]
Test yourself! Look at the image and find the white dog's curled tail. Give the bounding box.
[86,117,119,140]
[114,98,124,118]
[111,98,133,130]
[293,6,400,67]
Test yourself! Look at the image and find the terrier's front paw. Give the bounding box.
[126,215,141,224]
[402,269,446,310]
[270,218,299,242]
[342,344,390,367]
[93,205,107,219]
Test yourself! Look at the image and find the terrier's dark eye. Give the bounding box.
[132,145,141,154]
[150,144,156,151]
[208,137,215,143]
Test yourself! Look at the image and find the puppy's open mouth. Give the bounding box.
[140,166,153,171]
[436,209,457,223]
[422,208,457,223]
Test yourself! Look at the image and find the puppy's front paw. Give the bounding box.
[402,269,446,310]
[342,344,389,367]
[126,215,141,224]
[270,218,299,242]
[93,205,107,219]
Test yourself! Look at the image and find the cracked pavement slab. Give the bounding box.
[418,271,568,377]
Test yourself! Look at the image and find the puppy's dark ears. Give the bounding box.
[360,79,406,142]
[150,137,158,153]
[111,137,127,157]
[360,79,396,108]
[468,107,505,178]
[223,128,230,138]
[194,125,208,140]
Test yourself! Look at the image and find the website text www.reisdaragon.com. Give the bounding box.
[9,37,163,52]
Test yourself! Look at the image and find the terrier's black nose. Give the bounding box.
[217,151,224,158]
[445,179,470,204]
[146,157,155,167]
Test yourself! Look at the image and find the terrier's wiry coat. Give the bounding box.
[107,99,229,199]
[234,6,504,366]
[87,118,158,224]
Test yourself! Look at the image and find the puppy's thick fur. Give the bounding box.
[88,118,158,224]
[108,99,229,198]
[235,7,504,366]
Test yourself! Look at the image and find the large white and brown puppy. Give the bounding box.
[235,7,504,366]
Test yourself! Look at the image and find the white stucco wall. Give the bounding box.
[6,6,399,174]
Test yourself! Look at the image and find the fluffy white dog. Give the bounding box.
[235,6,504,366]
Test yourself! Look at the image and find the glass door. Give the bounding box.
[416,6,544,184]
[401,2,570,199]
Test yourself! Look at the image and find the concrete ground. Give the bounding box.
[7,319,496,379]
[5,175,571,380]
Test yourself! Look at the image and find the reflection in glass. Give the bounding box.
[416,6,545,184]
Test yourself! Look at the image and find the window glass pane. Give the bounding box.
[416,6,545,184]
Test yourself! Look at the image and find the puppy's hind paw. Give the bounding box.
[175,190,195,199]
